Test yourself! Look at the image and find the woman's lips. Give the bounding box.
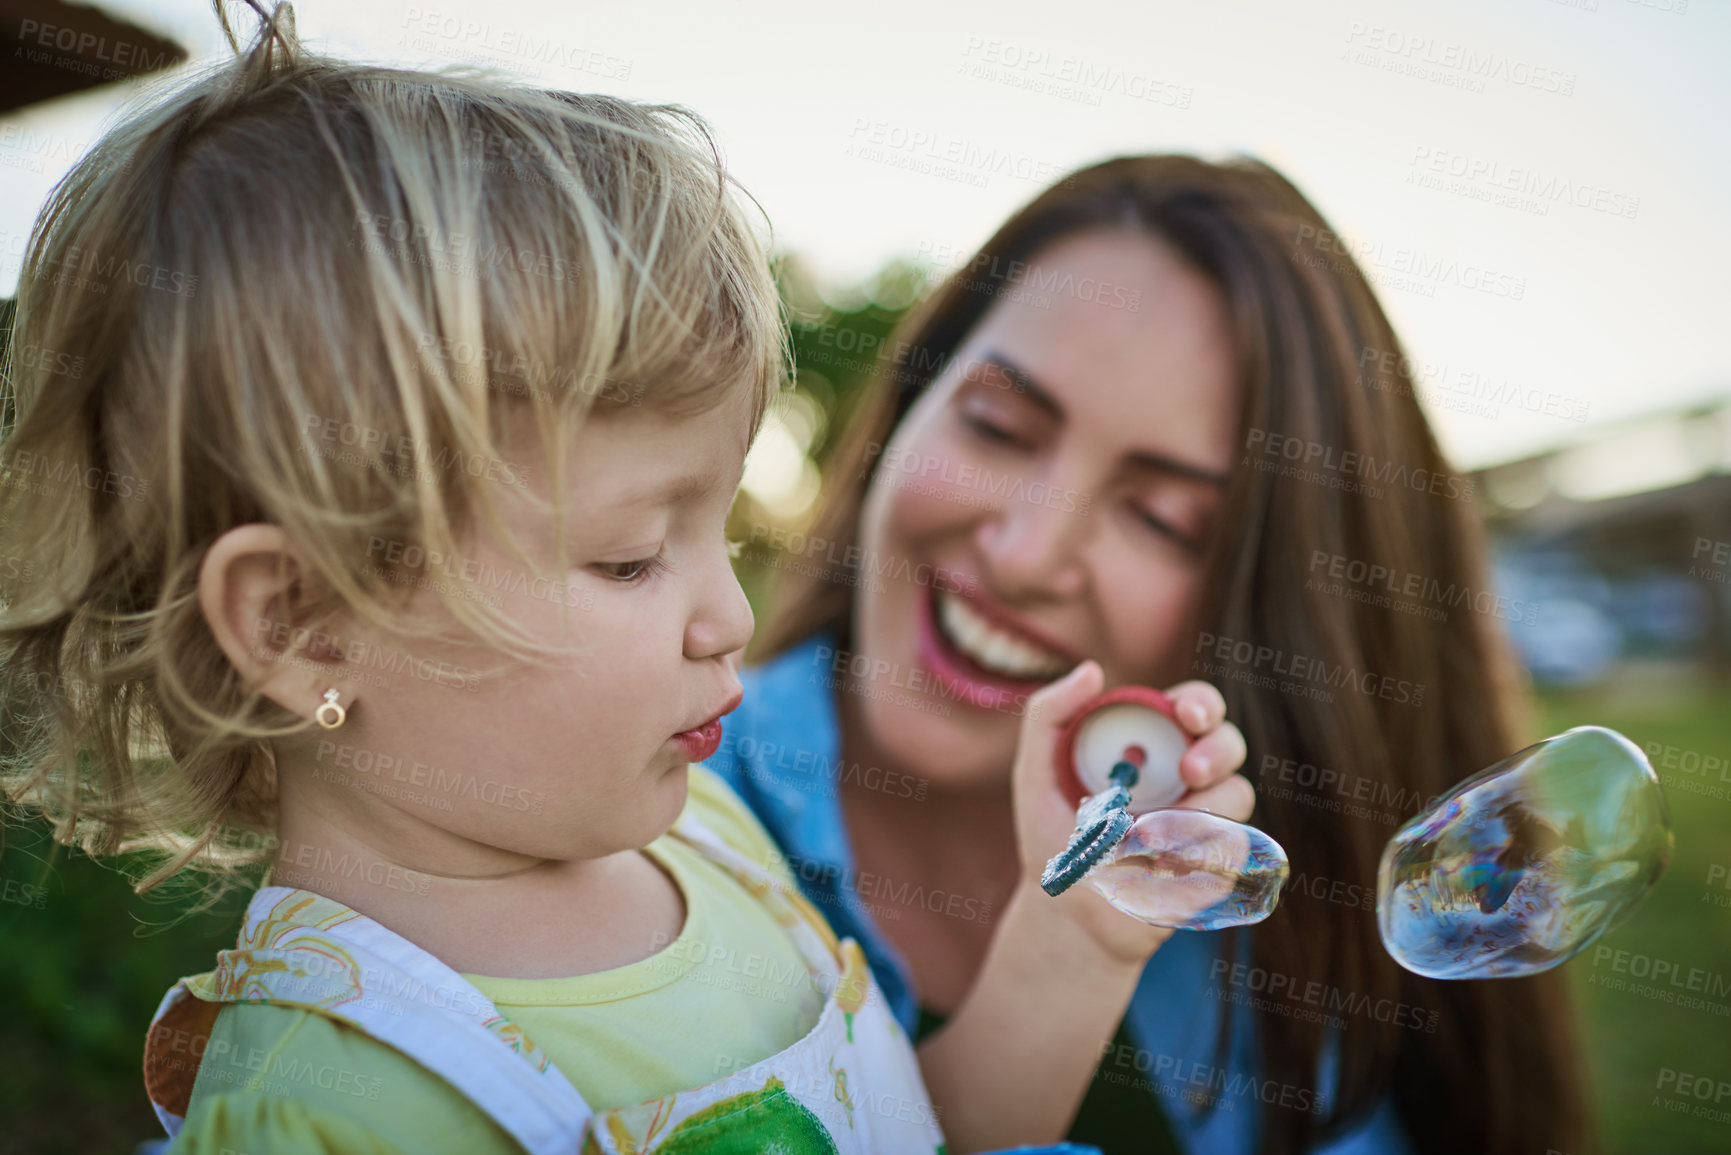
[915,584,1064,713]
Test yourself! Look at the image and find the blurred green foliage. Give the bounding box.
[728,257,922,618]
[0,822,254,1155]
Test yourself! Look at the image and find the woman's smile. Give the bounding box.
[916,583,1080,712]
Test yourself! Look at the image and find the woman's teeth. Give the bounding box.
[935,589,1074,681]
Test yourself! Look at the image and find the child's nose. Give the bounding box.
[685,556,754,661]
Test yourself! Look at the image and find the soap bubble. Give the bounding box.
[1377,726,1672,980]
[1087,809,1290,931]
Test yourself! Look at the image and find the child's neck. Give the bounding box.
[269,789,686,980]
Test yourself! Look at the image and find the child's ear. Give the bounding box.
[197,523,350,724]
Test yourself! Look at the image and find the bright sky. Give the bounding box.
[2,0,1725,469]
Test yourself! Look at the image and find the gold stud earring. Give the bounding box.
[314,688,347,730]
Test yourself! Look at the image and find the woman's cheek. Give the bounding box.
[875,431,982,544]
[1103,552,1204,684]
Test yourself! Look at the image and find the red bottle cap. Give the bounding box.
[1055,685,1193,815]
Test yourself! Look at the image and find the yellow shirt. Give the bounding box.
[166,765,825,1154]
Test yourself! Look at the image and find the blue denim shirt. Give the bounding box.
[705,631,1414,1155]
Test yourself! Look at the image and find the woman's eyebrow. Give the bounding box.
[982,350,1232,487]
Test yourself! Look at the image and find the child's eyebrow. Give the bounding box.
[617,470,727,509]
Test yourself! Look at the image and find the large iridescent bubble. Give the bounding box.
[1377,726,1672,979]
[1088,809,1290,931]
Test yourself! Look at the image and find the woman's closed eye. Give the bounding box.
[961,412,1033,449]
[1128,499,1205,552]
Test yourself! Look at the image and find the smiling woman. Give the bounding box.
[858,227,1239,733]
[713,155,1598,1155]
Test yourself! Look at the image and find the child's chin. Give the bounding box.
[638,767,690,839]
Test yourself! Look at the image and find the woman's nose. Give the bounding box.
[973,484,1090,601]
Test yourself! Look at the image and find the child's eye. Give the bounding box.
[594,552,667,583]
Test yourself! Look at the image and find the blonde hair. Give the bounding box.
[0,1,788,897]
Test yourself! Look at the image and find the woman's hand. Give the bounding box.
[921,663,1253,1150]
[1011,661,1255,965]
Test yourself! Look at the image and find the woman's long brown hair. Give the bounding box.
[753,155,1597,1155]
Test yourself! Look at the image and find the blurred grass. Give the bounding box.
[1539,681,1731,1155]
[2,684,1727,1153]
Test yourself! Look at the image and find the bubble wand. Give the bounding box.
[1040,687,1291,931]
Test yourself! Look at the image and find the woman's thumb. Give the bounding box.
[1015,660,1104,788]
